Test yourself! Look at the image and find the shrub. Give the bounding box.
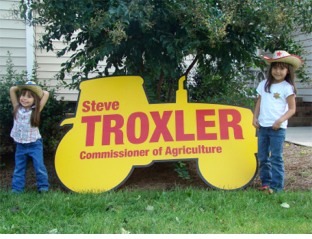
[188,70,258,110]
[0,52,26,154]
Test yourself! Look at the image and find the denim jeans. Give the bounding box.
[12,139,49,192]
[257,127,286,192]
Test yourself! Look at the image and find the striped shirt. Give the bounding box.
[10,107,41,143]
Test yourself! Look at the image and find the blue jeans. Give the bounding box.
[12,139,49,192]
[257,127,286,192]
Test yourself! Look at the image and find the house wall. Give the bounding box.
[35,26,107,101]
[293,32,312,102]
[0,0,79,101]
[0,0,27,76]
[35,25,79,101]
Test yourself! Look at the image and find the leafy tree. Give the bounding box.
[18,0,312,102]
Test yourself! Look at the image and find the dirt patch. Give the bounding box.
[1,142,311,192]
[281,142,312,190]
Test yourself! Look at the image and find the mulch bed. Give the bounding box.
[1,142,311,192]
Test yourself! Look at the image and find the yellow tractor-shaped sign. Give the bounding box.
[55,75,257,193]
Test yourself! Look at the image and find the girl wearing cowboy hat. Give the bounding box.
[9,81,50,193]
[253,50,303,194]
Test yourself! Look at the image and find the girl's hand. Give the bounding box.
[272,94,295,131]
[253,118,260,128]
[272,120,282,130]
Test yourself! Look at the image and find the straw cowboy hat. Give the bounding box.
[18,81,44,99]
[263,50,303,70]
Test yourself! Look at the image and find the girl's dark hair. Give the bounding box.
[265,62,297,94]
[13,89,41,127]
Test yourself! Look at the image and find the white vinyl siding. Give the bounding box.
[0,0,27,76]
[293,32,312,102]
[35,25,79,101]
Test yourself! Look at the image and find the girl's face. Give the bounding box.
[271,64,288,83]
[19,90,35,109]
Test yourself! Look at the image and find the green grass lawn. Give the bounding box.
[0,188,311,234]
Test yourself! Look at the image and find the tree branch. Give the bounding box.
[185,54,200,76]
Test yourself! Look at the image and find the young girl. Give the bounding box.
[253,50,303,194]
[10,81,50,193]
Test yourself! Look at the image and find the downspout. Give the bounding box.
[25,0,34,80]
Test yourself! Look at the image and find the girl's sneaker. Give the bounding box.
[258,185,269,191]
[267,188,274,194]
[258,185,274,194]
